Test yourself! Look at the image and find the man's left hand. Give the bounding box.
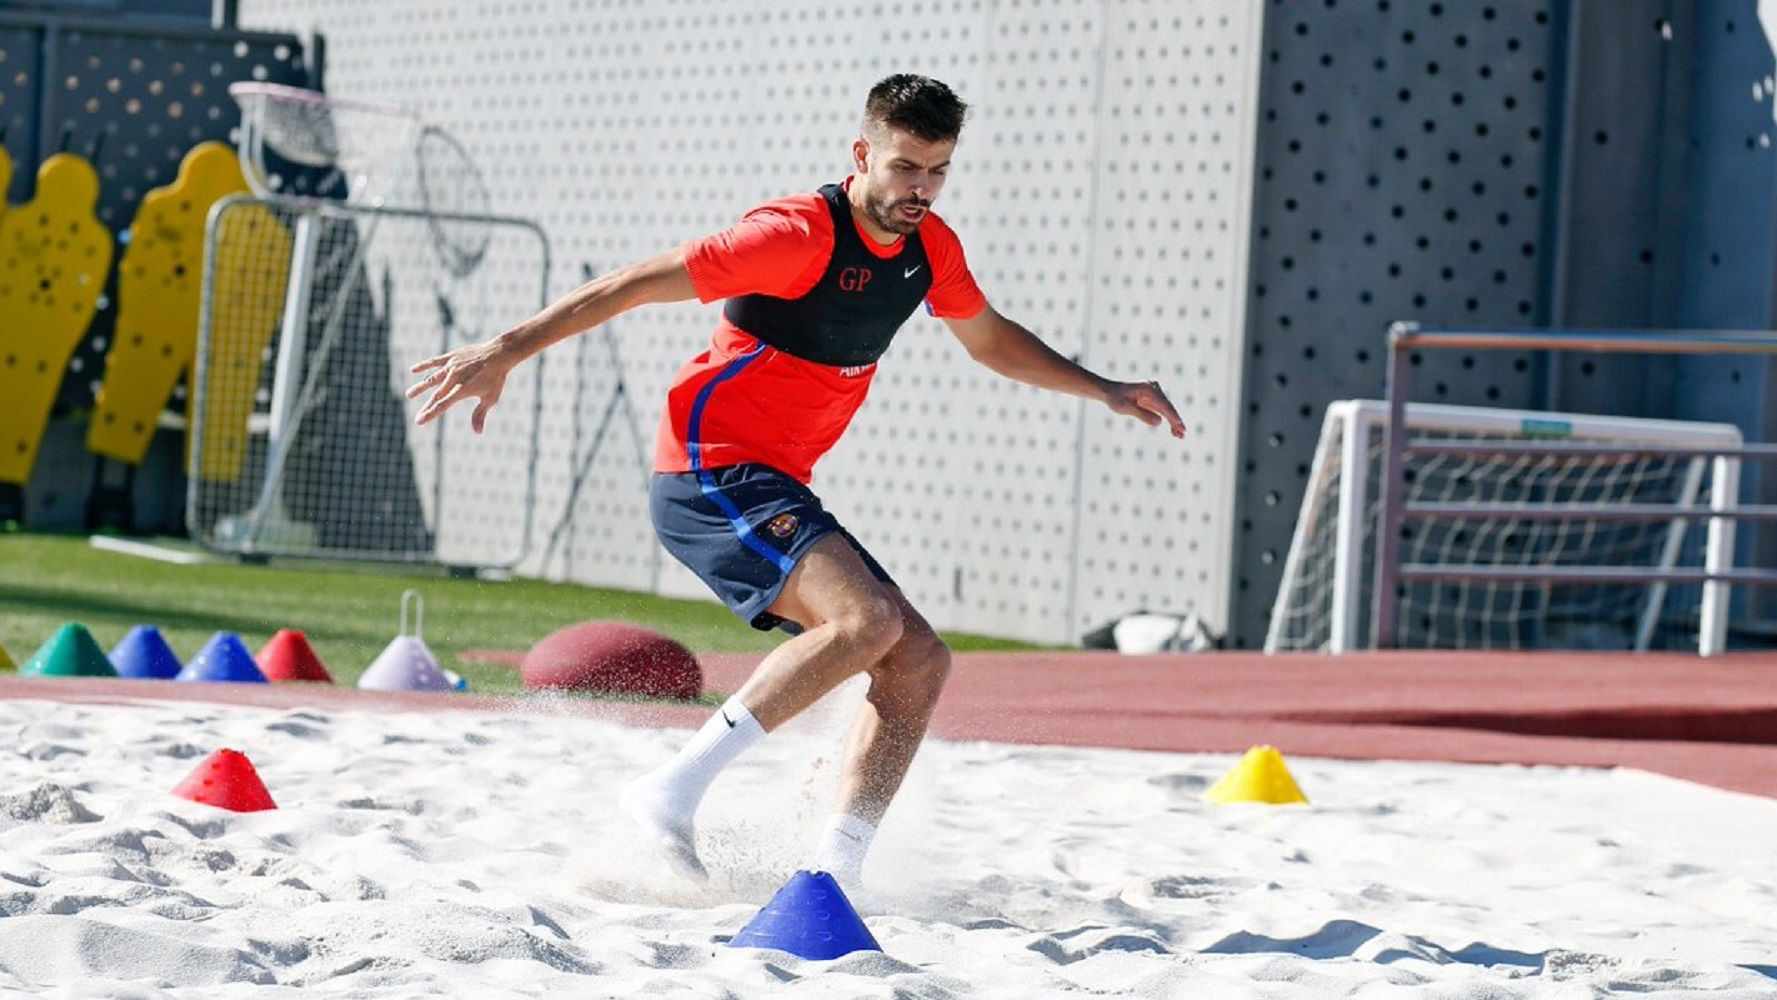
[1104,379,1186,439]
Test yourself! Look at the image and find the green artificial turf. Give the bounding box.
[0,533,1041,695]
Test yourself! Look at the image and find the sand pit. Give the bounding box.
[0,687,1773,998]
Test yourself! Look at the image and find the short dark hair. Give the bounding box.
[863,74,968,143]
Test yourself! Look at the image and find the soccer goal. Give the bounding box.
[1265,400,1744,654]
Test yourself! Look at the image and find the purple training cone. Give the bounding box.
[358,635,452,692]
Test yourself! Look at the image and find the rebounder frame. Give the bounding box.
[188,194,551,571]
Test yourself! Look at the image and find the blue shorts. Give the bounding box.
[649,463,894,633]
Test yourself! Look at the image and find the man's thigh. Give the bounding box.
[767,532,900,631]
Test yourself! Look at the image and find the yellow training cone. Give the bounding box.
[1205,745,1308,805]
[0,641,13,671]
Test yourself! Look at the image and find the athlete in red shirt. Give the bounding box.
[409,75,1184,890]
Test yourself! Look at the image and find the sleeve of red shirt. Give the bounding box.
[918,211,988,319]
[682,194,834,303]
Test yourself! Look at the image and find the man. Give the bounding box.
[407,74,1184,888]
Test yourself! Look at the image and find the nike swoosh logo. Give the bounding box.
[904,266,922,279]
[720,709,735,728]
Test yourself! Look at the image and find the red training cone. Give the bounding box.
[171,749,277,812]
[257,629,333,683]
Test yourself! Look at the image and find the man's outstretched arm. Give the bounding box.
[406,247,697,430]
[943,304,1186,438]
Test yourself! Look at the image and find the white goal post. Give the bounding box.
[1265,400,1744,654]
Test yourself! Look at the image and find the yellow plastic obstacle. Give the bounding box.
[1204,745,1309,805]
[87,143,253,464]
[192,193,292,482]
[0,640,14,672]
[0,153,115,486]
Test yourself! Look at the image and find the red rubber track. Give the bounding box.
[6,649,1775,798]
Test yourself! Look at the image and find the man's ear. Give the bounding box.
[851,135,870,174]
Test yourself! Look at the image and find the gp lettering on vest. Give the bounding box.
[722,183,933,367]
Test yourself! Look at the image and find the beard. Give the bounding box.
[865,190,930,235]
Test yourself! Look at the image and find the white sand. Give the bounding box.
[0,685,1774,999]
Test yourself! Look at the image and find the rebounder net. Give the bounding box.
[190,84,545,569]
[188,196,549,568]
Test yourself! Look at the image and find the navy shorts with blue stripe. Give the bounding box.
[649,463,894,633]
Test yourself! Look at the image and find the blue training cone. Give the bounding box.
[177,632,268,683]
[728,870,881,960]
[110,626,183,680]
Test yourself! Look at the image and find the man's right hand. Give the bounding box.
[406,336,516,432]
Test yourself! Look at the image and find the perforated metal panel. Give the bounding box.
[1070,3,1263,639]
[1230,1,1560,648]
[237,0,1263,644]
[0,16,310,416]
[1663,4,1777,617]
[1546,0,1686,419]
[0,29,42,193]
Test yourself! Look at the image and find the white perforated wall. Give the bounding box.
[1072,5,1262,638]
[238,0,1262,644]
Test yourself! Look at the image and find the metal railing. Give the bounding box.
[1375,324,1777,656]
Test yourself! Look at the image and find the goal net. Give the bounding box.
[1265,400,1744,653]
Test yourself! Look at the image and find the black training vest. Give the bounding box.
[722,183,933,367]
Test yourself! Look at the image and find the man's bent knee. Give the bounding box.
[834,592,904,657]
[916,634,953,692]
[873,625,951,695]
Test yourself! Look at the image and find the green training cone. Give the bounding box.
[21,623,118,678]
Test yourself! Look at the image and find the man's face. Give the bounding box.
[853,126,955,235]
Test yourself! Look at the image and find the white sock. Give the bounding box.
[811,813,878,883]
[641,697,766,822]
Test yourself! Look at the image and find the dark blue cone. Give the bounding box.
[110,626,183,680]
[728,870,880,960]
[176,632,267,683]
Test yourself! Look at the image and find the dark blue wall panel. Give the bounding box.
[1236,0,1777,646]
[0,12,309,531]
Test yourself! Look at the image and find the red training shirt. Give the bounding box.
[653,178,987,484]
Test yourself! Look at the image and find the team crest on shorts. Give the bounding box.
[765,513,799,539]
